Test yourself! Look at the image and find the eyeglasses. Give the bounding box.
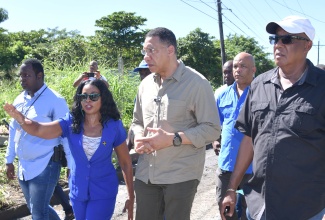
[77,93,101,102]
[269,35,310,45]
[141,48,157,56]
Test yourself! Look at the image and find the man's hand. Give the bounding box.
[94,71,101,79]
[6,163,16,180]
[134,135,153,154]
[220,191,237,220]
[212,140,221,155]
[136,128,173,152]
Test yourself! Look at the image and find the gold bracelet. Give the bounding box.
[226,188,236,193]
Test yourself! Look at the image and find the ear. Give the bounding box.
[167,45,175,55]
[36,72,43,79]
[304,41,313,52]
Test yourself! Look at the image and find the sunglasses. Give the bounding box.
[77,93,101,102]
[269,35,310,45]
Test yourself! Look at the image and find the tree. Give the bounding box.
[94,11,147,68]
[178,28,222,87]
[0,8,8,23]
[0,8,13,79]
[223,34,274,74]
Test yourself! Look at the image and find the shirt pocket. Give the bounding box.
[163,99,187,122]
[251,102,270,130]
[218,99,234,120]
[289,103,316,135]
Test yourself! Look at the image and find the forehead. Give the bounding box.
[82,84,99,93]
[20,64,34,73]
[223,63,233,70]
[143,36,163,47]
[234,56,250,65]
[90,62,97,67]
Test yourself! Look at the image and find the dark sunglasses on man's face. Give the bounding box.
[269,35,310,45]
[77,93,101,102]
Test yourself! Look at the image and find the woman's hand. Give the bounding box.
[122,198,134,220]
[3,103,27,125]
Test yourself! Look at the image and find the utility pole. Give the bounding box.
[217,0,226,83]
[313,41,325,65]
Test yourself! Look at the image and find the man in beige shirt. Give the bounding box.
[132,27,221,220]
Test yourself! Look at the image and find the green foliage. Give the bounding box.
[223,34,275,74]
[95,11,147,68]
[178,28,222,88]
[0,63,139,130]
[0,77,22,122]
[0,8,8,23]
[108,71,139,127]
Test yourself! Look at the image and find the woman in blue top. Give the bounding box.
[4,79,134,220]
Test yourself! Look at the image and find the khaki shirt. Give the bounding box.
[132,60,221,184]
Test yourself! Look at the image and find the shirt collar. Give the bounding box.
[267,59,316,87]
[153,60,184,83]
[24,83,47,98]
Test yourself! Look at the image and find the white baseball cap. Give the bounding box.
[266,15,315,41]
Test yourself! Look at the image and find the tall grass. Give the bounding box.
[0,63,140,129]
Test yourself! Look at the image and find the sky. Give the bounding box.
[1,0,325,70]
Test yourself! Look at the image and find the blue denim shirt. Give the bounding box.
[216,82,252,174]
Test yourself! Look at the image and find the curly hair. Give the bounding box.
[71,79,120,133]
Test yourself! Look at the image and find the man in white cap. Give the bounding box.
[221,15,325,220]
[133,60,152,81]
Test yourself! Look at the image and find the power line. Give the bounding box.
[282,0,294,14]
[264,0,282,19]
[221,2,268,44]
[296,0,306,16]
[272,0,325,23]
[180,0,218,21]
[198,0,249,36]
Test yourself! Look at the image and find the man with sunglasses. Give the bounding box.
[131,27,220,220]
[221,16,325,220]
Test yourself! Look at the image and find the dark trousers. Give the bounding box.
[53,183,73,215]
[216,168,252,220]
[135,178,199,220]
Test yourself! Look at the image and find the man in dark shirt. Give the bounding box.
[221,16,325,220]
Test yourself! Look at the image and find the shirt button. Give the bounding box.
[150,164,152,167]
[87,165,91,168]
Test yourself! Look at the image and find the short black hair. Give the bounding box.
[71,79,121,133]
[22,58,44,77]
[146,27,177,55]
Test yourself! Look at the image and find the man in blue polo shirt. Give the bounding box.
[216,52,256,220]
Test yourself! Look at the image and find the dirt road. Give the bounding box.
[111,148,221,220]
[19,148,221,220]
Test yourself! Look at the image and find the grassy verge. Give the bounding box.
[0,63,140,210]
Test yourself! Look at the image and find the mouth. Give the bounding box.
[83,104,93,110]
[275,51,284,58]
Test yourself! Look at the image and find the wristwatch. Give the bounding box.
[173,132,182,147]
